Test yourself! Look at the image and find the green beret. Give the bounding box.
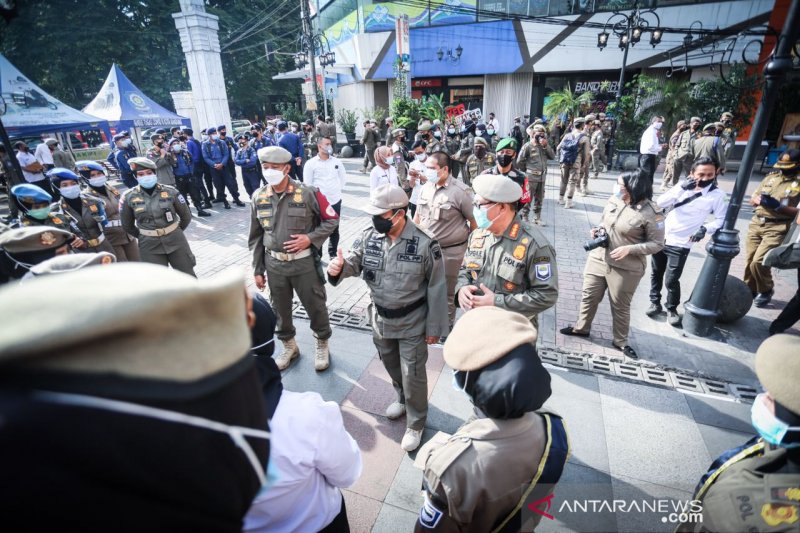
[0,226,73,254]
[128,157,156,171]
[756,334,800,415]
[473,173,522,204]
[257,146,292,164]
[495,137,518,152]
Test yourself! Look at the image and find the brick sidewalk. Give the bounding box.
[185,160,797,385]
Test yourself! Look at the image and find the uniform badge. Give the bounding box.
[419,493,444,529]
[52,217,62,225]
[761,503,799,526]
[513,245,526,260]
[466,262,479,269]
[294,192,303,203]
[89,204,98,213]
[100,255,114,265]
[40,231,56,246]
[178,194,187,204]
[521,237,529,244]
[508,223,520,239]
[535,262,552,281]
[504,281,516,291]
[160,191,169,199]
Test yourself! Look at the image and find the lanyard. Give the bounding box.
[35,390,271,485]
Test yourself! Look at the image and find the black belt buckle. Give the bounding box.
[375,297,426,319]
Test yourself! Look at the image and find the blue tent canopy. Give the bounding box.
[82,64,190,130]
[0,54,111,139]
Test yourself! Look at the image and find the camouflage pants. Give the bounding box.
[661,150,677,189]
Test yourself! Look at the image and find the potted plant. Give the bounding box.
[390,97,421,148]
[335,109,359,143]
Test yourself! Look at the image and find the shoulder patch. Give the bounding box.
[430,241,442,260]
[177,194,187,204]
[419,493,444,529]
[535,262,552,281]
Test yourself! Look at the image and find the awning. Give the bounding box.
[272,64,355,81]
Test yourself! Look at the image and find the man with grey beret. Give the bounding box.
[414,307,568,532]
[455,173,558,330]
[249,146,339,372]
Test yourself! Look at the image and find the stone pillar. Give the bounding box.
[172,0,231,132]
[171,91,198,131]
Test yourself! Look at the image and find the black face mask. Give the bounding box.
[474,147,486,159]
[696,179,716,188]
[781,167,797,176]
[372,212,396,234]
[497,154,514,167]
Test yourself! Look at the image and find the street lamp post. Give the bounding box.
[597,0,661,168]
[294,25,336,116]
[683,0,800,337]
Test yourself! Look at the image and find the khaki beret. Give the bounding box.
[418,120,432,132]
[0,226,73,254]
[444,308,537,371]
[573,117,585,126]
[44,138,59,146]
[721,112,734,119]
[533,119,544,125]
[26,252,116,278]
[473,137,489,148]
[703,123,717,132]
[495,137,518,152]
[690,116,702,123]
[0,264,251,382]
[473,173,522,204]
[363,183,409,215]
[755,334,800,415]
[391,128,406,137]
[598,113,607,119]
[594,120,601,125]
[128,157,156,171]
[585,114,597,121]
[257,146,291,164]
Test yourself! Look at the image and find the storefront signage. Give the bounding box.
[574,80,619,94]
[412,79,442,88]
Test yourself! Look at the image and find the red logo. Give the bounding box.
[528,493,555,520]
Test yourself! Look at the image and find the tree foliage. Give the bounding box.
[543,85,595,121]
[0,0,302,120]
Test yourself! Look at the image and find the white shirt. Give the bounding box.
[640,124,662,155]
[244,391,362,533]
[409,158,429,204]
[656,183,728,248]
[303,155,347,205]
[369,164,398,193]
[34,142,54,165]
[15,150,46,183]
[488,118,500,133]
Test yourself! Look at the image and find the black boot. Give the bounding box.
[212,198,225,204]
[234,199,246,207]
[224,201,231,209]
[196,208,212,217]
[202,201,213,209]
[645,302,662,317]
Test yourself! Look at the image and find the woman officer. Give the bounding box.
[75,160,140,262]
[560,169,665,359]
[46,167,116,255]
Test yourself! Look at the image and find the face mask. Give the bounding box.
[219,131,226,137]
[474,148,486,159]
[122,139,132,148]
[325,147,334,156]
[89,176,107,188]
[473,203,497,229]
[448,128,456,135]
[696,179,715,188]
[654,122,663,130]
[291,127,298,133]
[385,157,395,166]
[59,185,81,199]
[496,154,514,167]
[262,168,285,186]
[614,184,624,199]
[424,168,439,182]
[239,143,247,149]
[201,135,209,142]
[433,131,442,139]
[781,167,797,176]
[751,394,800,448]
[372,212,396,234]
[211,134,219,141]
[172,145,182,153]
[27,206,51,220]
[476,129,485,136]
[137,173,158,188]
[415,153,427,162]
[487,129,495,136]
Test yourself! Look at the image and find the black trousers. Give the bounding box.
[319,493,350,533]
[241,167,262,197]
[650,245,690,311]
[327,200,342,257]
[174,174,203,209]
[770,268,800,334]
[200,164,214,200]
[210,166,240,201]
[639,153,657,183]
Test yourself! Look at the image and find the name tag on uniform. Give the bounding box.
[166,212,174,223]
[363,256,383,269]
[398,253,422,263]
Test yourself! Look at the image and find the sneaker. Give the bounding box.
[564,199,574,209]
[557,196,564,205]
[401,428,422,452]
[667,310,682,327]
[578,189,587,197]
[314,338,330,371]
[645,302,662,317]
[385,402,406,420]
[274,338,300,370]
[754,289,774,308]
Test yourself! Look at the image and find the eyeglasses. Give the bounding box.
[473,201,496,210]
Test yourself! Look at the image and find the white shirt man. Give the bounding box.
[639,122,662,155]
[303,137,348,258]
[243,390,362,533]
[647,158,727,326]
[15,145,47,183]
[487,114,500,135]
[34,138,55,167]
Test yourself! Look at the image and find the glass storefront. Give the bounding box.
[410,77,485,111]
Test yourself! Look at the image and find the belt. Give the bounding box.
[269,248,312,261]
[86,234,106,247]
[375,297,426,319]
[441,240,468,249]
[757,216,790,224]
[139,221,180,237]
[106,220,122,228]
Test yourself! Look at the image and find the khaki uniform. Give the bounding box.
[744,171,800,294]
[120,183,195,275]
[574,196,665,345]
[415,176,475,326]
[52,149,76,171]
[456,217,558,328]
[361,128,379,170]
[90,183,140,261]
[488,134,499,152]
[483,166,529,220]
[392,141,411,191]
[330,221,448,430]
[517,141,555,217]
[557,131,591,200]
[147,147,177,186]
[444,135,462,178]
[455,133,476,163]
[693,134,726,171]
[671,129,700,182]
[57,195,116,255]
[578,127,593,192]
[248,179,338,341]
[590,129,606,178]
[660,128,684,189]
[426,138,446,155]
[462,153,495,188]
[721,126,737,159]
[415,412,569,533]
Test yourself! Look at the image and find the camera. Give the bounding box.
[534,134,544,143]
[584,227,609,251]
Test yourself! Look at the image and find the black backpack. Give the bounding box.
[559,133,584,165]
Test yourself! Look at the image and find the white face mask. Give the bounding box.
[201,135,209,142]
[262,168,285,185]
[172,145,182,153]
[424,168,439,182]
[211,134,219,141]
[89,176,107,187]
[415,153,427,162]
[122,138,132,148]
[59,185,81,199]
[654,122,663,130]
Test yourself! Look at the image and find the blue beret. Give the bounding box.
[217,124,227,131]
[11,183,52,203]
[206,127,217,134]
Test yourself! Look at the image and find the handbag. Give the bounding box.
[763,223,800,269]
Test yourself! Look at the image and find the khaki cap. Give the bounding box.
[444,308,537,371]
[0,226,73,254]
[585,114,597,121]
[391,128,406,137]
[417,120,432,132]
[257,146,291,164]
[703,123,717,132]
[690,116,702,123]
[473,173,522,203]
[362,184,409,215]
[721,111,734,119]
[473,137,489,148]
[26,252,116,277]
[128,157,156,171]
[0,263,251,382]
[755,334,800,415]
[573,117,585,126]
[774,149,800,170]
[44,138,59,146]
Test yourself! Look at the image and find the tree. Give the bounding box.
[543,84,595,122]
[638,76,693,132]
[688,65,759,134]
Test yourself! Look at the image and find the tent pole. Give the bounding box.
[0,116,25,220]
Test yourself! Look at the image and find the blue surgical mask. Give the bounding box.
[614,184,624,199]
[27,207,51,220]
[472,203,496,229]
[59,185,81,199]
[137,174,158,188]
[751,393,800,448]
